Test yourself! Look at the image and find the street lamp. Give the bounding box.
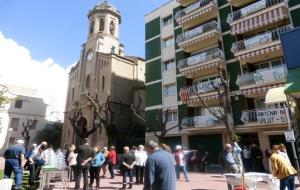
[6,127,13,149]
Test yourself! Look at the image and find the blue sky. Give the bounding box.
[0,0,168,67]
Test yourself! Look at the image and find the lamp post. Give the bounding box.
[6,127,13,149]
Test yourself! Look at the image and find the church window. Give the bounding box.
[109,20,115,35]
[90,20,94,34]
[99,18,105,31]
[86,75,91,90]
[102,76,105,90]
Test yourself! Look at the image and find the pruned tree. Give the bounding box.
[193,68,238,142]
[131,105,179,144]
[67,100,101,143]
[21,118,37,150]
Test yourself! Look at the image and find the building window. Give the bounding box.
[253,58,284,71]
[102,76,105,90]
[15,99,23,108]
[162,15,173,26]
[72,88,75,100]
[162,37,174,48]
[110,20,115,35]
[164,84,176,96]
[85,75,91,91]
[99,17,105,32]
[163,59,175,71]
[9,137,15,144]
[31,120,38,130]
[11,118,19,131]
[90,20,94,34]
[164,110,178,123]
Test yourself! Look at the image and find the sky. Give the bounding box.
[0,0,168,120]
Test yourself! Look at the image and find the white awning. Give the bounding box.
[265,86,287,104]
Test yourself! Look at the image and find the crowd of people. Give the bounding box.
[3,138,193,190]
[223,142,297,190]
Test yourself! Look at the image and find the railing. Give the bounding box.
[181,115,223,128]
[231,25,291,53]
[175,0,215,21]
[236,65,286,87]
[241,107,287,124]
[176,20,219,44]
[178,48,224,69]
[227,0,288,23]
[180,78,222,97]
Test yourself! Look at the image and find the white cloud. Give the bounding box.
[0,31,71,121]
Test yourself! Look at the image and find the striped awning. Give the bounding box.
[177,4,215,25]
[231,3,289,35]
[180,87,219,103]
[179,30,220,49]
[236,44,282,61]
[180,61,222,75]
[240,83,285,96]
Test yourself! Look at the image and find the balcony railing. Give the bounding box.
[236,65,286,87]
[241,107,287,125]
[178,48,224,69]
[181,115,223,128]
[227,0,287,24]
[176,20,219,44]
[231,25,291,53]
[175,0,215,21]
[181,78,222,96]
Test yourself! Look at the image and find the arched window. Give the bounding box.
[72,88,75,100]
[90,20,94,34]
[102,76,105,90]
[99,18,105,32]
[86,75,91,90]
[109,20,115,35]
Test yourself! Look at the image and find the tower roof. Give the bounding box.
[88,0,121,23]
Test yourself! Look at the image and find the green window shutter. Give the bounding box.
[174,27,183,50]
[145,37,161,60]
[176,51,187,74]
[145,109,161,131]
[145,17,161,40]
[145,82,162,107]
[177,76,185,101]
[227,61,241,91]
[222,33,236,60]
[178,104,188,126]
[289,0,300,8]
[291,8,300,27]
[146,59,161,83]
[173,6,182,28]
[218,0,228,7]
[231,95,246,125]
[219,6,231,32]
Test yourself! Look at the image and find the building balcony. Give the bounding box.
[231,25,291,64]
[176,20,221,52]
[227,0,255,7]
[175,0,218,30]
[178,48,225,78]
[181,115,223,130]
[236,65,286,97]
[179,78,222,106]
[227,0,290,35]
[177,0,198,7]
[240,107,287,127]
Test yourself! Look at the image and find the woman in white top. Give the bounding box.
[134,145,148,184]
[67,145,77,181]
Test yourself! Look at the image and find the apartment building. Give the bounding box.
[145,0,300,166]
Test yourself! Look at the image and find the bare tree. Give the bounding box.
[21,118,37,150]
[193,68,237,142]
[131,105,179,144]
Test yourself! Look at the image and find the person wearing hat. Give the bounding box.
[174,145,189,182]
[4,139,25,190]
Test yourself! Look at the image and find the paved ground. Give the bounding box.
[45,172,286,190]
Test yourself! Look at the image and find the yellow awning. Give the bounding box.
[265,87,287,104]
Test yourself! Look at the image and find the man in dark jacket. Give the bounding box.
[144,140,176,190]
[74,138,95,190]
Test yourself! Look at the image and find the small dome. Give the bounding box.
[96,0,119,14]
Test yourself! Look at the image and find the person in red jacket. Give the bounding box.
[108,145,117,178]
